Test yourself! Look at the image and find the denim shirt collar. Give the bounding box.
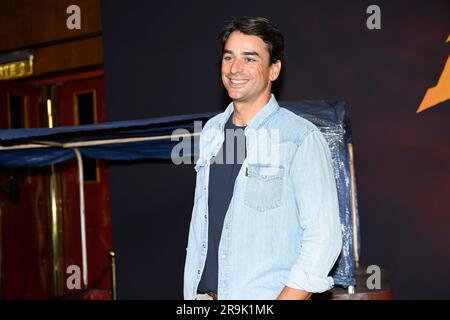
[197,94,281,166]
[217,94,280,131]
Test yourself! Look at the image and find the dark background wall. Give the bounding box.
[102,0,450,299]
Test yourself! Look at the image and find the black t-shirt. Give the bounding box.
[197,115,246,293]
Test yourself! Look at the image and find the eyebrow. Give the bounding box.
[223,50,261,58]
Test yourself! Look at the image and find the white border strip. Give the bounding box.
[0,132,200,151]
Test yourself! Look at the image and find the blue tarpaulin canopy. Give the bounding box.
[0,101,349,167]
[0,100,358,289]
[0,111,216,167]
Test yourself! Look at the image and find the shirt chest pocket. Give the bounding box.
[244,164,284,212]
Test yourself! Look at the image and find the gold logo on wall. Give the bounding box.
[0,54,34,80]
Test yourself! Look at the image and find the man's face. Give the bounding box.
[221,31,281,104]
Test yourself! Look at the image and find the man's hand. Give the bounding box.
[276,286,312,300]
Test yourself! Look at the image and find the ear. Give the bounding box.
[269,60,282,81]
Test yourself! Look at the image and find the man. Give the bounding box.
[184,16,342,300]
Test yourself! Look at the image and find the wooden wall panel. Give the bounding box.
[0,0,101,52]
[33,36,103,77]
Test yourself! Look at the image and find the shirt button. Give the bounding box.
[204,215,207,219]
[197,270,201,274]
[202,244,206,248]
[221,254,226,259]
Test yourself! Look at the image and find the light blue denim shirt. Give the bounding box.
[184,95,342,300]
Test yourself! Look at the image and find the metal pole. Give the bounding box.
[49,164,64,296]
[46,97,64,296]
[73,148,88,288]
[109,251,117,300]
[0,132,201,151]
[348,142,360,268]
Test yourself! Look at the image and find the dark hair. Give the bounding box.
[219,16,284,65]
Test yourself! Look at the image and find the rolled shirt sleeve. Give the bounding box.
[285,129,343,293]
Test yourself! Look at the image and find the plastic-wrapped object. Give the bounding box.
[280,100,358,288]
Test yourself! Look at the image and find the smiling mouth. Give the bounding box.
[228,79,249,86]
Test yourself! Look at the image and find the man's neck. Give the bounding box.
[232,93,272,127]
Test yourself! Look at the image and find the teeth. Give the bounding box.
[230,79,247,84]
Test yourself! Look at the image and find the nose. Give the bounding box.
[230,59,243,74]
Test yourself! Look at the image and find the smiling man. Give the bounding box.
[221,30,281,126]
[184,16,342,300]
